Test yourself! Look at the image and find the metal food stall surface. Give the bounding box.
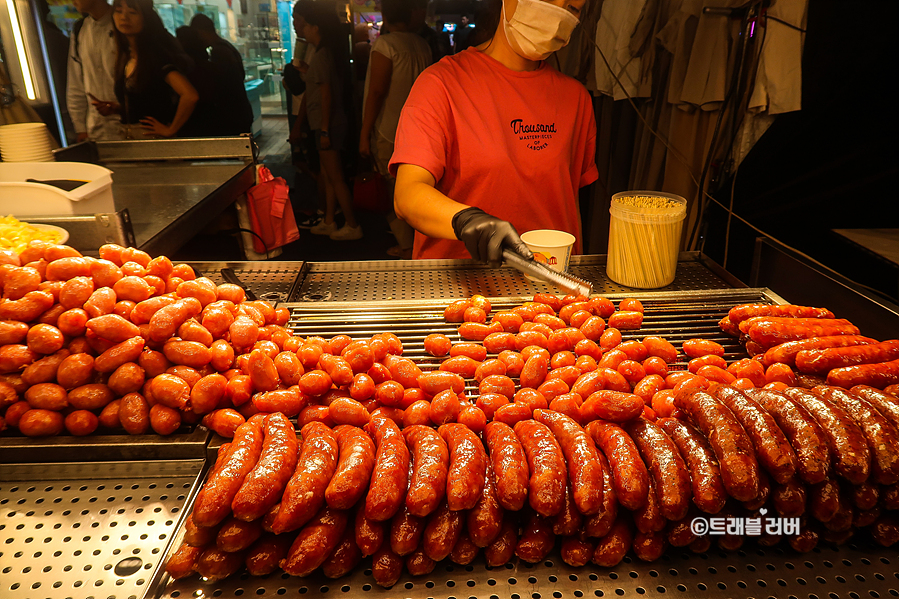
[1,256,896,599]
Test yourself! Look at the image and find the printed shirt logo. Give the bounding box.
[510,119,556,151]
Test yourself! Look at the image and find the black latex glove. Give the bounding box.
[451,207,534,266]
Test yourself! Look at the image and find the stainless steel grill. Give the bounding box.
[0,460,205,599]
[293,254,740,302]
[186,261,304,303]
[152,286,896,599]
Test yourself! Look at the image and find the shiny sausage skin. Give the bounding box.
[270,421,339,534]
[728,304,834,324]
[561,537,595,567]
[371,545,404,588]
[657,418,727,515]
[591,514,632,567]
[192,421,263,527]
[484,516,518,567]
[851,385,899,429]
[623,418,691,521]
[797,340,899,374]
[405,546,436,577]
[514,419,567,517]
[515,513,555,564]
[772,478,807,517]
[245,533,294,576]
[389,504,425,556]
[467,466,504,548]
[354,505,386,557]
[231,412,298,522]
[674,389,760,502]
[553,483,584,536]
[632,476,666,534]
[583,451,617,538]
[827,359,899,390]
[322,526,363,579]
[633,529,668,562]
[438,422,487,511]
[195,547,245,583]
[280,507,349,576]
[326,425,376,510]
[404,425,449,517]
[365,415,410,521]
[216,516,263,552]
[712,385,798,484]
[422,501,463,562]
[534,409,604,515]
[165,542,203,579]
[762,335,876,368]
[483,421,529,511]
[744,317,859,348]
[812,385,899,485]
[744,388,830,485]
[782,387,871,485]
[587,419,649,511]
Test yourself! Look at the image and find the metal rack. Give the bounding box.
[148,287,896,599]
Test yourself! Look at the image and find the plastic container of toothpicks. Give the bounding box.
[606,191,687,289]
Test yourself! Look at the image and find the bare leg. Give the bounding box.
[317,150,338,225]
[319,149,358,228]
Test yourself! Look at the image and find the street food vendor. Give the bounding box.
[390,0,598,264]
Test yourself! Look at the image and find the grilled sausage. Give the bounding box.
[513,419,567,517]
[534,409,604,515]
[657,418,727,514]
[483,421,530,511]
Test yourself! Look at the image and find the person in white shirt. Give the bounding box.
[359,0,432,258]
[66,0,124,141]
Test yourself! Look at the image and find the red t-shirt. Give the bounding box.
[389,47,599,260]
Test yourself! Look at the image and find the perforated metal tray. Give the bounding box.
[0,460,205,599]
[186,261,303,303]
[292,253,740,302]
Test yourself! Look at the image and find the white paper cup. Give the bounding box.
[520,229,576,277]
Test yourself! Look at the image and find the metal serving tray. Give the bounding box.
[0,459,205,599]
[148,288,897,599]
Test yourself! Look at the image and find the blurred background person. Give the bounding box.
[66,0,124,141]
[100,0,198,138]
[359,0,431,258]
[291,1,361,241]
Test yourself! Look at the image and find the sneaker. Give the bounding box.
[310,220,338,236]
[297,213,322,229]
[329,224,363,241]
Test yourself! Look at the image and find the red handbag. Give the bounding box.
[353,169,391,212]
[246,165,301,254]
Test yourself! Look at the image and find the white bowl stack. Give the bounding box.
[0,122,54,162]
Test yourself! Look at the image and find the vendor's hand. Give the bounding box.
[92,100,119,116]
[451,207,533,267]
[140,117,173,138]
[359,136,371,160]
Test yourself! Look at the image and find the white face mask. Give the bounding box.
[502,0,580,61]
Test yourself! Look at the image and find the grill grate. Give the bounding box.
[186,261,303,303]
[154,287,897,599]
[294,255,738,302]
[0,460,204,599]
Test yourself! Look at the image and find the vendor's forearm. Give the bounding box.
[394,165,466,240]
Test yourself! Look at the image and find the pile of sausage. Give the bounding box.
[0,241,297,437]
[720,304,899,391]
[161,294,899,588]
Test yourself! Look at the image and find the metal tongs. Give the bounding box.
[502,248,593,297]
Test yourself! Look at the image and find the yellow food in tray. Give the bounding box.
[0,215,64,254]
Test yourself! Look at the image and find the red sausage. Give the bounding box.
[656,418,727,515]
[404,425,449,517]
[534,409,604,515]
[623,418,691,521]
[587,419,649,511]
[192,421,263,527]
[438,422,487,511]
[674,389,760,502]
[711,385,798,484]
[467,466,504,548]
[483,421,530,511]
[326,424,377,509]
[827,359,899,390]
[364,415,410,521]
[231,412,299,522]
[280,507,349,576]
[514,419,567,517]
[270,421,339,534]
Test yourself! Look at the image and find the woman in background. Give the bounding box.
[290,1,362,241]
[103,0,198,138]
